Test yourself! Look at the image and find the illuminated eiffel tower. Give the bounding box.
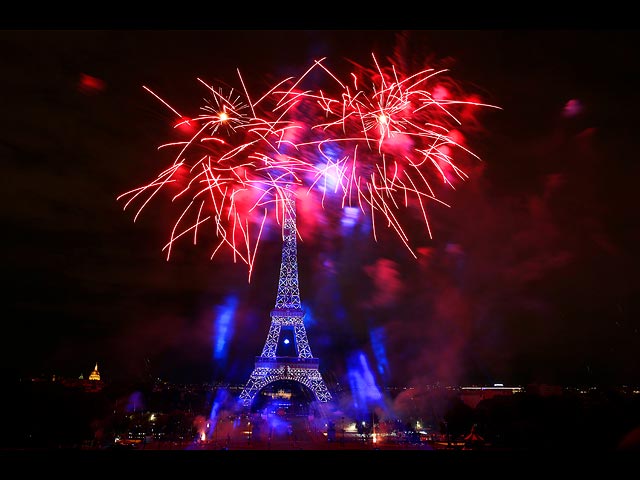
[239,187,332,409]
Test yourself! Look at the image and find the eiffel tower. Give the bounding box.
[239,187,332,409]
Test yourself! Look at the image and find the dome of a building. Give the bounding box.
[88,362,101,381]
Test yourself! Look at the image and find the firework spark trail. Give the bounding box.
[119,53,498,278]
[292,54,501,257]
[117,71,317,281]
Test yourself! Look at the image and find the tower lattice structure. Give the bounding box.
[239,188,332,408]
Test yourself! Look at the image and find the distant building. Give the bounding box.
[88,363,101,381]
[56,362,104,392]
[460,384,523,408]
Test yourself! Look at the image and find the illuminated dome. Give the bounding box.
[88,363,101,381]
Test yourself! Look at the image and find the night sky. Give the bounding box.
[2,27,639,389]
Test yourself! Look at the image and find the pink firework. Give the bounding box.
[119,53,497,278]
[117,70,316,280]
[293,54,501,257]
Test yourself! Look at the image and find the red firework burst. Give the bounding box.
[117,69,316,280]
[119,53,499,278]
[293,54,500,256]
